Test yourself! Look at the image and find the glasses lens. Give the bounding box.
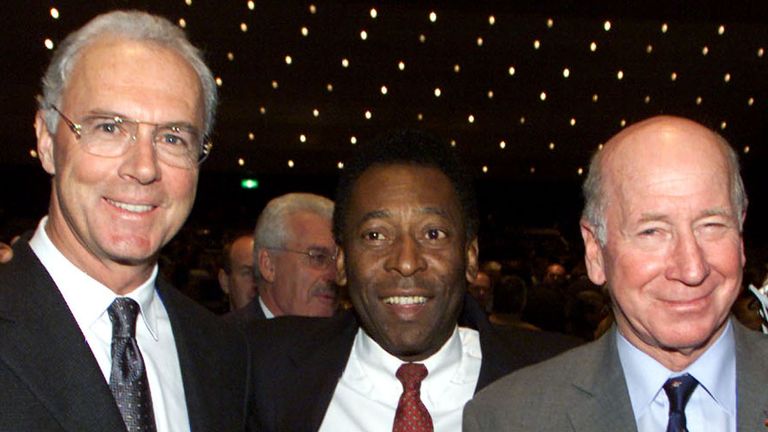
[79,116,133,157]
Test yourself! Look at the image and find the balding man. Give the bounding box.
[464,116,768,431]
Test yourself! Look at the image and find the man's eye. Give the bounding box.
[425,229,447,240]
[363,231,386,241]
[158,133,187,147]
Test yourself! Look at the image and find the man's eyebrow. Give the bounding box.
[359,209,391,225]
[638,207,732,223]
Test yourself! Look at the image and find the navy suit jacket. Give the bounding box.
[0,239,249,431]
[245,294,579,431]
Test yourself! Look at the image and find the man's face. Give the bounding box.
[582,119,745,369]
[468,271,493,311]
[339,164,478,361]
[36,37,203,289]
[220,235,257,309]
[268,211,338,317]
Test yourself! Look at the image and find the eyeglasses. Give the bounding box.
[267,247,338,269]
[50,105,212,169]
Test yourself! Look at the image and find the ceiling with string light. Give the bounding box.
[3,1,767,182]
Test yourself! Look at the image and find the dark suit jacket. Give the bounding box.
[245,294,579,431]
[0,239,249,431]
[224,296,267,325]
[464,321,768,432]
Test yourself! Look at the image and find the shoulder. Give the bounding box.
[482,324,584,366]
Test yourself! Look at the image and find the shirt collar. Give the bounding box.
[616,320,735,419]
[29,216,161,341]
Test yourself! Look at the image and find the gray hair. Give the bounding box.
[582,131,748,246]
[39,10,217,136]
[253,193,334,251]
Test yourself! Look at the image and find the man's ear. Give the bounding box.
[580,220,607,286]
[35,110,56,175]
[257,249,276,283]
[336,247,348,286]
[464,237,479,284]
[217,269,230,295]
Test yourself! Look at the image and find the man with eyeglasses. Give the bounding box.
[228,193,338,323]
[0,10,247,431]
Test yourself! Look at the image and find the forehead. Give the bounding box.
[286,211,333,244]
[62,36,203,122]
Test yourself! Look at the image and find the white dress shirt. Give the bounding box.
[319,325,482,432]
[29,217,191,432]
[617,321,736,432]
[259,296,275,318]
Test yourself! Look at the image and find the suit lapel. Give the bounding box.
[734,321,768,431]
[566,328,637,432]
[0,242,125,431]
[283,311,358,431]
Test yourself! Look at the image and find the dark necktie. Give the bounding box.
[108,298,157,432]
[393,363,433,432]
[663,373,698,432]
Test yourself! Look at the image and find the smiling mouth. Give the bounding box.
[106,198,154,213]
[383,296,428,305]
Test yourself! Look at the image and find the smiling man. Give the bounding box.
[464,116,768,432]
[0,11,247,431]
[246,130,577,431]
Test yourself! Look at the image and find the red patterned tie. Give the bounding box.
[393,363,433,432]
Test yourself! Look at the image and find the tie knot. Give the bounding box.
[396,363,428,391]
[663,373,699,414]
[108,297,141,339]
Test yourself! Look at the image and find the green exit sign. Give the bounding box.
[240,179,259,189]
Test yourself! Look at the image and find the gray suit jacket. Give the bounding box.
[463,321,768,431]
[0,238,249,431]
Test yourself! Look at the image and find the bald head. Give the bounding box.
[582,116,747,245]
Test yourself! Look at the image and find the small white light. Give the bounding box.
[326,83,333,92]
[577,167,584,175]
[603,20,611,31]
[30,149,38,158]
[489,15,496,25]
[341,58,349,68]
[530,166,536,174]
[548,142,555,150]
[398,61,406,71]
[563,68,570,78]
[44,38,54,50]
[312,109,319,117]
[338,161,345,169]
[419,34,426,43]
[547,18,554,28]
[380,85,388,95]
[365,110,372,119]
[285,55,293,65]
[227,52,235,61]
[702,46,709,55]
[744,146,750,154]
[360,30,368,40]
[259,106,266,114]
[434,88,442,97]
[748,97,755,106]
[429,11,437,22]
[271,80,278,89]
[696,96,703,105]
[644,95,651,104]
[617,70,624,80]
[718,25,725,35]
[724,73,731,83]
[468,114,475,123]
[569,118,576,126]
[50,8,60,19]
[482,166,489,173]
[288,160,295,168]
[309,4,316,14]
[299,134,307,143]
[247,1,254,10]
[533,39,541,49]
[499,141,506,149]
[301,27,309,37]
[539,91,547,101]
[186,0,192,5]
[487,90,494,99]
[417,113,424,121]
[350,136,357,144]
[620,119,627,127]
[661,23,669,33]
[238,158,245,166]
[450,139,457,147]
[592,94,599,103]
[454,64,461,73]
[720,121,727,130]
[215,77,223,87]
[370,8,378,18]
[670,72,677,81]
[598,143,604,150]
[178,18,187,28]
[758,48,765,58]
[646,44,653,54]
[240,22,248,32]
[590,41,597,52]
[248,132,255,140]
[508,66,516,76]
[519,116,526,124]
[477,37,484,47]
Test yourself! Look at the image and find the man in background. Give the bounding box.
[218,231,257,311]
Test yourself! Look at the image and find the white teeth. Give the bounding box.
[383,296,427,305]
[107,199,153,213]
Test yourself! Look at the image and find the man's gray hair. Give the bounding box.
[254,193,334,250]
[582,132,748,245]
[39,10,217,136]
